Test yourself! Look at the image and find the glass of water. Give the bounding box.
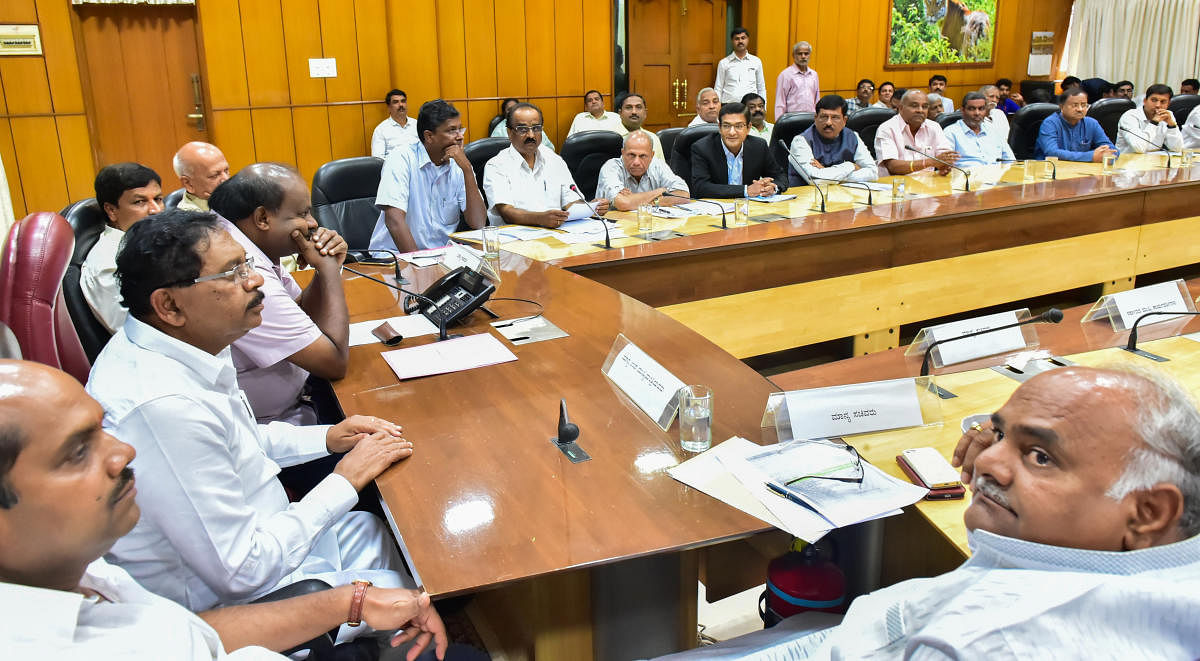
[732,199,749,227]
[1102,152,1117,174]
[481,225,500,259]
[1022,160,1036,183]
[678,385,713,453]
[637,204,653,235]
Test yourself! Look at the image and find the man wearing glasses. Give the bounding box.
[1035,87,1115,162]
[371,99,486,253]
[483,102,609,228]
[689,102,787,199]
[86,211,425,644]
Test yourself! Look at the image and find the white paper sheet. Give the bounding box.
[348,315,441,347]
[650,206,691,219]
[565,201,600,221]
[380,332,517,380]
[677,200,734,215]
[748,194,798,202]
[785,378,924,440]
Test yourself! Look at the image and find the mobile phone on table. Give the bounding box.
[897,447,964,500]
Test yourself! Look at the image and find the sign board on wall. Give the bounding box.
[0,26,41,56]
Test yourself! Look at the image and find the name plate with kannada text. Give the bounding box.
[786,378,925,441]
[1111,281,1192,329]
[601,334,687,430]
[928,310,1026,366]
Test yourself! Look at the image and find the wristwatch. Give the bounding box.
[347,579,372,626]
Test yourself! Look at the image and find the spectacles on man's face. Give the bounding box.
[443,126,468,137]
[166,255,256,288]
[512,124,543,135]
[720,122,748,132]
[783,440,864,485]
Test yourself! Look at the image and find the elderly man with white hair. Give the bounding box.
[774,41,819,118]
[595,130,689,211]
[173,141,230,212]
[657,364,1200,659]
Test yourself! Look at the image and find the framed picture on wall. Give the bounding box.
[886,0,998,68]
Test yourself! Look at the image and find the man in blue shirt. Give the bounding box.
[1035,88,1116,162]
[944,92,1015,168]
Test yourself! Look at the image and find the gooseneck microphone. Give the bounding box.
[920,308,1063,376]
[836,178,874,205]
[341,265,454,341]
[1123,310,1200,360]
[781,140,825,212]
[907,145,971,191]
[568,184,612,249]
[996,158,1057,181]
[1117,127,1173,168]
[659,192,730,228]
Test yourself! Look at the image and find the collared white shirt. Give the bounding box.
[774,65,820,118]
[688,115,715,128]
[490,123,556,151]
[721,140,745,186]
[0,558,282,659]
[80,224,127,334]
[986,107,1010,143]
[944,119,1016,168]
[222,220,322,425]
[595,157,689,201]
[567,110,624,137]
[482,144,579,225]
[787,129,878,183]
[87,317,356,611]
[714,52,767,104]
[371,140,467,251]
[750,121,774,143]
[1183,105,1200,149]
[370,116,418,159]
[874,114,953,177]
[1116,107,1183,153]
[177,191,209,212]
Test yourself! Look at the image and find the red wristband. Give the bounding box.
[347,579,372,626]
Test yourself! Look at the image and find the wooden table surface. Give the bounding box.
[330,254,779,598]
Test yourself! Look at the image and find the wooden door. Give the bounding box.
[628,0,726,131]
[75,4,207,183]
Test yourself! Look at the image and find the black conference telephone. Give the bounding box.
[403,266,495,328]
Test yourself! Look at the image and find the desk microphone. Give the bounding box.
[659,192,730,228]
[1117,127,1174,168]
[920,308,1063,376]
[906,145,970,191]
[341,265,455,341]
[835,178,874,205]
[996,158,1056,180]
[568,184,612,249]
[782,141,827,212]
[1123,310,1200,360]
[347,247,407,285]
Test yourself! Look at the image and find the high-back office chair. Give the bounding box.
[60,198,114,362]
[464,137,511,205]
[1087,98,1134,143]
[937,111,962,129]
[657,127,684,160]
[164,187,186,210]
[846,107,894,159]
[560,130,623,199]
[1080,77,1112,104]
[670,123,720,188]
[311,156,384,250]
[769,112,815,172]
[1020,80,1057,104]
[0,212,91,384]
[1169,94,1200,128]
[1008,102,1060,159]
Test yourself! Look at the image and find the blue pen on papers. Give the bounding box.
[765,481,807,507]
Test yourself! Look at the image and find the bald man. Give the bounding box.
[174,142,231,212]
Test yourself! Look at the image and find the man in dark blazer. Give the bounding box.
[690,102,788,198]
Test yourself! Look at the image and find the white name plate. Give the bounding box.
[1112,281,1190,328]
[603,338,687,430]
[929,310,1025,366]
[785,378,924,440]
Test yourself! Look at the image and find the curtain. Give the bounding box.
[1063,0,1200,94]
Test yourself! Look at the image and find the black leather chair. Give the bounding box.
[59,198,113,363]
[464,137,511,205]
[560,130,623,199]
[164,187,186,210]
[1020,80,1057,104]
[310,157,384,250]
[1008,102,1060,159]
[1080,77,1112,104]
[1169,94,1200,129]
[1087,98,1134,143]
[487,114,505,135]
[846,107,895,159]
[657,127,684,161]
[669,123,720,188]
[937,111,962,129]
[769,112,815,172]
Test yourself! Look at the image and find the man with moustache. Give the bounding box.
[688,87,721,127]
[944,92,1015,168]
[844,79,874,113]
[787,95,876,185]
[874,89,958,176]
[774,41,819,117]
[0,360,448,659]
[370,88,418,159]
[996,78,1024,114]
[1114,80,1135,101]
[1115,84,1183,154]
[928,74,953,113]
[86,212,420,645]
[615,92,665,159]
[1035,87,1115,162]
[741,92,773,142]
[567,89,623,136]
[714,27,766,105]
[658,365,1200,658]
[689,102,787,198]
[596,130,689,211]
[173,142,231,212]
[872,81,895,109]
[483,102,609,228]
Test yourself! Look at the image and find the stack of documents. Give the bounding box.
[381,332,517,380]
[553,218,625,244]
[677,200,734,215]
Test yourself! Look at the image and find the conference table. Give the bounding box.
[328,253,779,659]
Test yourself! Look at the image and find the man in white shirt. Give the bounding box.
[928,74,954,113]
[714,27,766,105]
[773,41,819,118]
[978,84,1010,143]
[372,99,486,252]
[87,212,418,636]
[615,92,665,159]
[875,90,958,177]
[659,364,1200,659]
[174,142,231,212]
[1116,84,1183,154]
[482,102,609,228]
[787,95,877,185]
[370,89,418,159]
[944,92,1015,168]
[81,162,165,334]
[1183,104,1200,149]
[742,93,773,142]
[596,131,689,211]
[566,89,623,137]
[687,87,721,127]
[0,359,448,660]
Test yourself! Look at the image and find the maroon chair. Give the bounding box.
[0,212,91,383]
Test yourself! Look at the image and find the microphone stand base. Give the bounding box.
[591,242,616,250]
[1122,347,1169,362]
[550,437,592,463]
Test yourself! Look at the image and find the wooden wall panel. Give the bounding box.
[318,0,361,103]
[250,108,297,165]
[582,0,613,95]
[328,105,366,161]
[240,0,289,106]
[525,0,558,98]
[0,120,27,217]
[0,59,53,115]
[56,115,95,202]
[197,0,249,107]
[282,0,325,106]
[209,109,255,171]
[1,0,38,23]
[354,0,390,103]
[9,118,68,212]
[554,0,585,103]
[291,106,333,184]
[436,0,469,101]
[389,2,440,107]
[494,0,529,100]
[36,0,85,114]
